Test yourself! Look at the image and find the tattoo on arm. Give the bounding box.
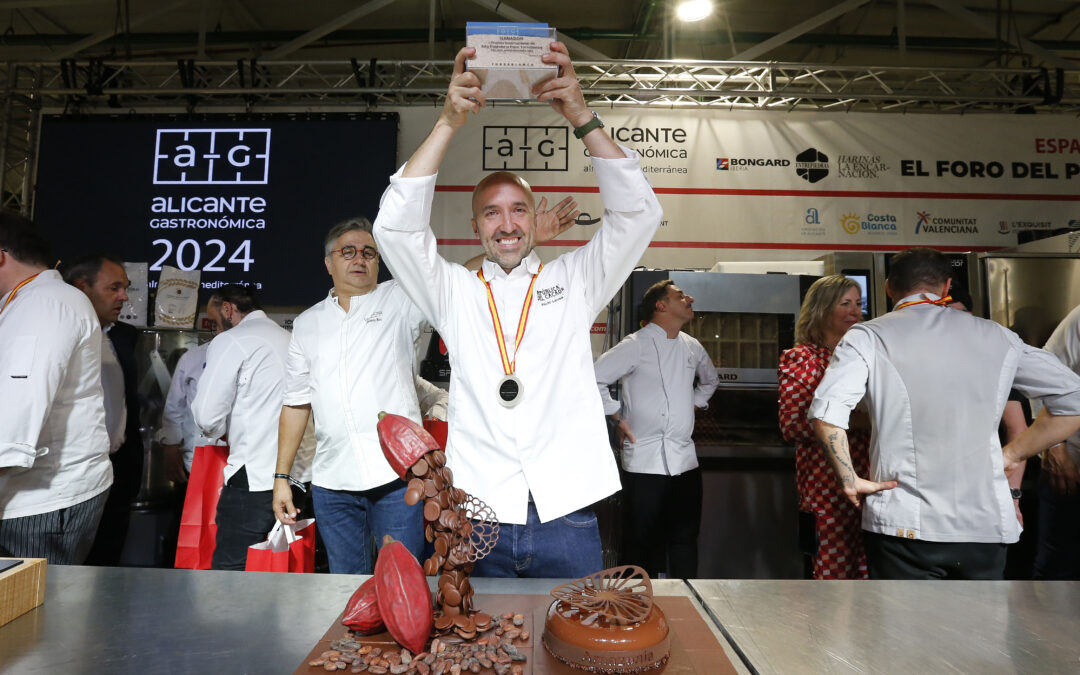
[824,430,856,487]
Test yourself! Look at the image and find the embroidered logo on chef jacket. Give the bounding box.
[154,128,271,185]
[365,311,383,323]
[535,284,565,306]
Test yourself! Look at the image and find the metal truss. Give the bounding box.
[1,57,1078,212]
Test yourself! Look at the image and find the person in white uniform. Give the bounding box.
[1034,302,1080,579]
[0,212,112,564]
[594,280,718,579]
[160,294,224,483]
[191,283,301,570]
[372,42,663,577]
[273,217,427,574]
[810,247,1080,579]
[65,253,142,566]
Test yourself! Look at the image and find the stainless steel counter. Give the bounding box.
[690,579,1080,674]
[0,566,746,675]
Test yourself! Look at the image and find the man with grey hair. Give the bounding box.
[272,216,429,574]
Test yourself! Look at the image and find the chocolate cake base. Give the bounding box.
[296,594,735,675]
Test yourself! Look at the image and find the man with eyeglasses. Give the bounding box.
[372,43,663,577]
[271,217,428,574]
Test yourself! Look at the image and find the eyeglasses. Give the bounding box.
[330,245,378,261]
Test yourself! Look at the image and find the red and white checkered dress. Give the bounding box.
[778,343,870,580]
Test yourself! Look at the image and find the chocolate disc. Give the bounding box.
[423,557,439,576]
[434,614,454,630]
[434,535,449,556]
[404,486,423,506]
[423,479,438,498]
[443,585,462,606]
[437,510,456,529]
[459,520,473,537]
[433,473,446,490]
[430,450,446,467]
[412,458,429,476]
[474,612,491,630]
[407,477,424,493]
[425,523,434,542]
[424,500,441,521]
[438,490,452,509]
[442,467,454,483]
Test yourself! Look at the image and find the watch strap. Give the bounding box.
[573,112,603,139]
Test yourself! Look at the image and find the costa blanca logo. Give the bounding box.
[154,128,271,185]
[795,147,829,183]
[842,212,897,235]
[841,213,861,235]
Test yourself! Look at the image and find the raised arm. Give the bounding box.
[402,47,484,178]
[534,42,623,160]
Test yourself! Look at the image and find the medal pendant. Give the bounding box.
[498,374,523,408]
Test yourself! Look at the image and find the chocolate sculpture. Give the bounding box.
[377,412,501,639]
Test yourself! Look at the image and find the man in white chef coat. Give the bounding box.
[372,42,663,577]
[0,212,112,563]
[811,247,1080,579]
[272,217,428,574]
[594,280,718,578]
[192,283,301,570]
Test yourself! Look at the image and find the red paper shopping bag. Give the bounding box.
[245,518,316,573]
[174,444,229,569]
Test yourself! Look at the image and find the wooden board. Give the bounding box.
[0,558,46,627]
[296,594,737,675]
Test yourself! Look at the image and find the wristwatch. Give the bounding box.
[1010,487,1022,499]
[573,111,604,139]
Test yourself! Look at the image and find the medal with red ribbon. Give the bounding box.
[894,294,953,311]
[477,263,543,408]
[0,272,42,314]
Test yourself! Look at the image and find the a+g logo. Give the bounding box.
[483,126,568,172]
[154,128,271,185]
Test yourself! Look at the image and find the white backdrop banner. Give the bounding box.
[391,107,1080,268]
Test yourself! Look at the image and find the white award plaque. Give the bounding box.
[466,22,558,100]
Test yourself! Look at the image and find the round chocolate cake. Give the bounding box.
[542,566,670,673]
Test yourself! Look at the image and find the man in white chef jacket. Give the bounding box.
[372,42,663,577]
[272,217,428,574]
[594,280,718,579]
[811,247,1080,579]
[191,283,301,570]
[0,212,112,564]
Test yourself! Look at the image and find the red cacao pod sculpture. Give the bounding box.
[374,535,433,655]
[341,576,384,634]
[377,411,440,479]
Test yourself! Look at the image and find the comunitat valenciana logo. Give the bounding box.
[915,211,979,234]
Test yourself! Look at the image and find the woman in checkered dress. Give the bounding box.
[778,275,870,580]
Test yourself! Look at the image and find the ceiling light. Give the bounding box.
[676,0,713,22]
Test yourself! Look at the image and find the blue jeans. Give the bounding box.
[473,502,603,578]
[312,480,424,574]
